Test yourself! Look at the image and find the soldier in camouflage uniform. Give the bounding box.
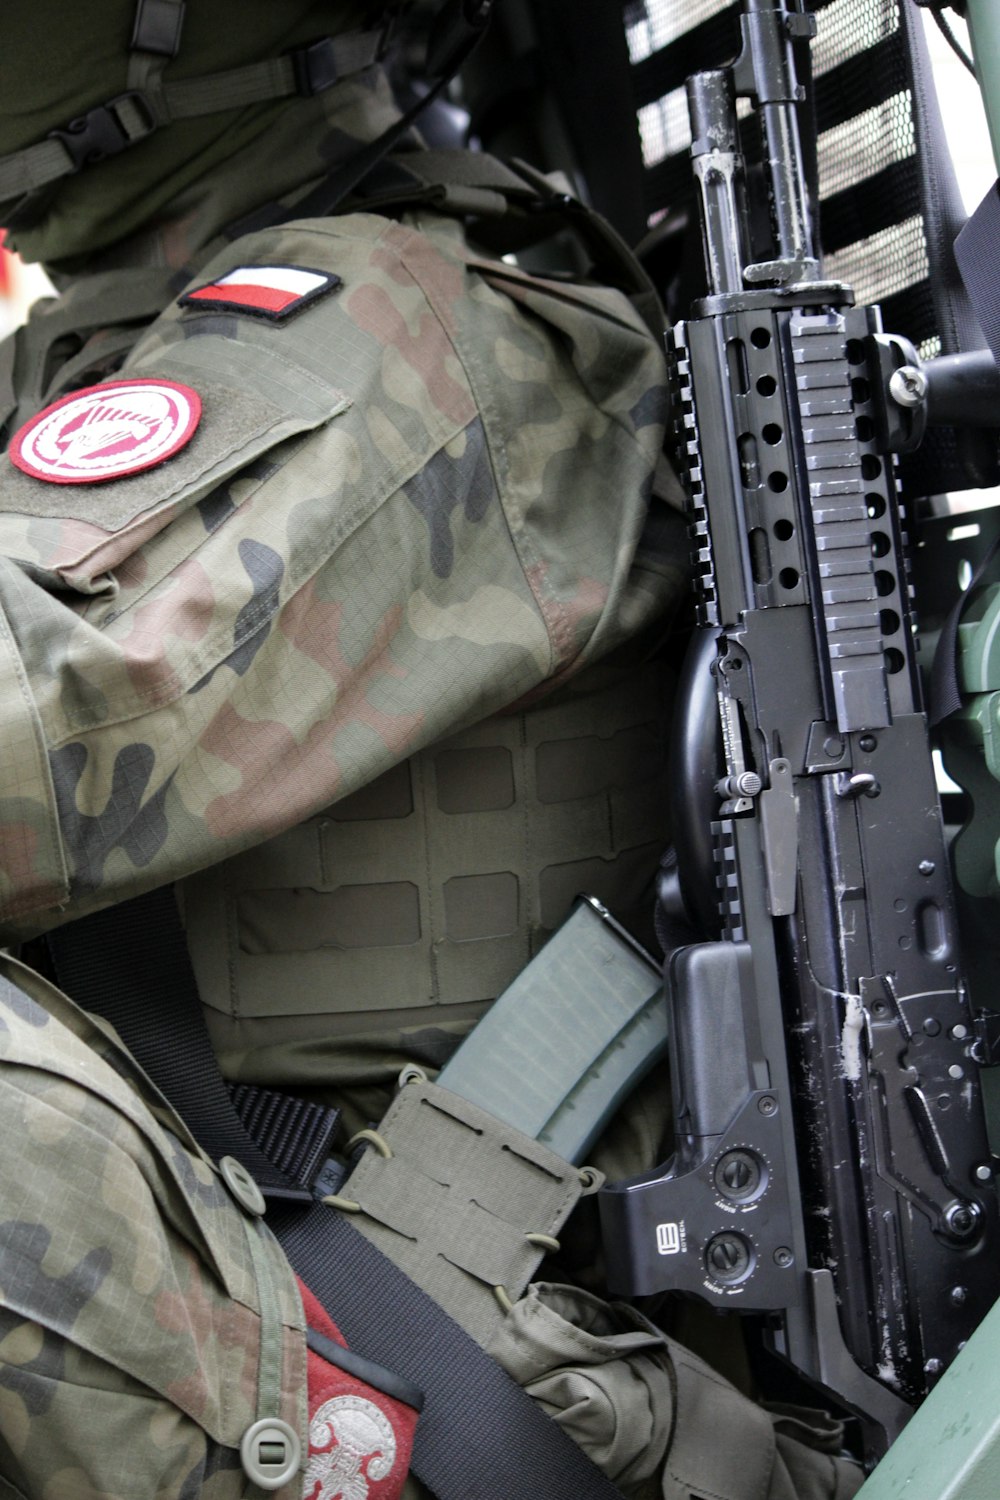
[0,4,863,1497]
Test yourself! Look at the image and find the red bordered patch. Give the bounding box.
[10,378,202,485]
[178,264,341,321]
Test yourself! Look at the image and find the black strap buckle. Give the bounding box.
[291,37,339,96]
[50,92,156,171]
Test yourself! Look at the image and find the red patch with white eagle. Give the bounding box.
[178,264,341,321]
[299,1279,419,1500]
[10,378,202,485]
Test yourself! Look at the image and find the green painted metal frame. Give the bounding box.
[856,1290,1000,1499]
[966,0,1000,173]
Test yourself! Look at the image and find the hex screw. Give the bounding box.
[773,1247,793,1268]
[758,1096,777,1116]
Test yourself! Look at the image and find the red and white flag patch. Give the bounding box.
[179,264,341,320]
[9,378,201,485]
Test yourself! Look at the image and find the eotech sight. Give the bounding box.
[598,0,1000,1462]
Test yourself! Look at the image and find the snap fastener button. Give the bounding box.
[219,1155,266,1217]
[240,1417,301,1490]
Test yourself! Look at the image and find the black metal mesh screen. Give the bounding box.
[618,0,984,494]
[812,0,936,357]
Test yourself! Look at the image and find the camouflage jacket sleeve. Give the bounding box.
[0,210,672,939]
[0,951,306,1498]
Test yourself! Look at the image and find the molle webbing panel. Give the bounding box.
[180,661,672,1046]
[338,1079,586,1347]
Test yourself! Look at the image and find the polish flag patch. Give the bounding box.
[178,264,341,320]
[9,378,201,485]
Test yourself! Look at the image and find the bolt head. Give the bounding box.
[945,1200,980,1240]
[889,364,928,408]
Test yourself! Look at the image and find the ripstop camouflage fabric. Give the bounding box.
[0,206,670,940]
[0,952,306,1499]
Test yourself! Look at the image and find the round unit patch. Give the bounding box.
[10,378,202,484]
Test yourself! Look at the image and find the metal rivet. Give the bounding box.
[975,1164,993,1183]
[951,1024,969,1041]
[918,860,935,877]
[949,1064,965,1080]
[219,1156,266,1217]
[240,1418,301,1490]
[923,1018,941,1037]
[859,734,877,753]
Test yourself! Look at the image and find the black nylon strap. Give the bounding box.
[46,884,629,1499]
[229,1082,339,1188]
[272,1201,627,1500]
[46,886,316,1202]
[955,179,1000,373]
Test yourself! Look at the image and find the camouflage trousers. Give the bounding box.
[0,956,865,1500]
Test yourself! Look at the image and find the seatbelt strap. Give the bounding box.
[922,180,1000,721]
[271,1201,629,1500]
[954,179,1000,372]
[46,885,328,1203]
[47,882,629,1500]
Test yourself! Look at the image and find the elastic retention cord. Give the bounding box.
[346,1128,393,1159]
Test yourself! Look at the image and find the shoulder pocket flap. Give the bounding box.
[0,338,349,579]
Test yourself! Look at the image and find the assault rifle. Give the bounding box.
[597,0,1000,1463]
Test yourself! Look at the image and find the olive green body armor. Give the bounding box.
[180,659,673,1090]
